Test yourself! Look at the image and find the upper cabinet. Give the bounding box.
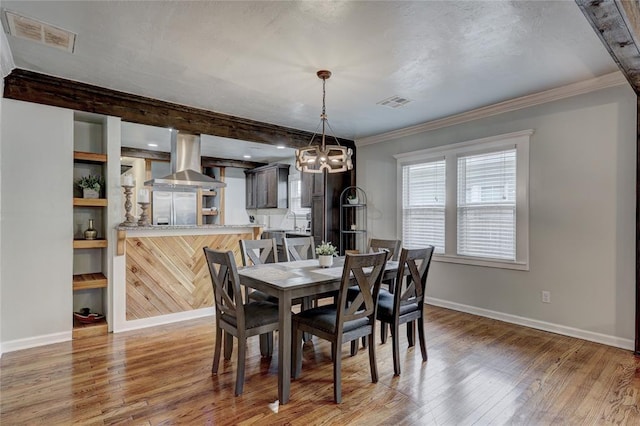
[245,163,289,209]
[301,172,325,207]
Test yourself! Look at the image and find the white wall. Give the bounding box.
[1,99,74,348]
[357,85,637,348]
[224,167,250,224]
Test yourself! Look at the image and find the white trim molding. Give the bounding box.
[357,71,627,146]
[426,297,634,351]
[2,331,72,354]
[113,307,215,333]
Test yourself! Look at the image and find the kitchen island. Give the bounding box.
[111,224,263,332]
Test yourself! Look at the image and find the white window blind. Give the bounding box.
[457,149,516,260]
[402,159,445,253]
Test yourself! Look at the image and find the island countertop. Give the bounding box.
[117,223,263,231]
[115,224,264,255]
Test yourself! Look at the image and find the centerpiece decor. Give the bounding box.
[316,241,338,268]
[76,174,104,199]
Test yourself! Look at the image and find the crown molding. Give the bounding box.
[0,29,15,78]
[356,71,628,147]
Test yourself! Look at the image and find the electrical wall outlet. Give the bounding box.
[541,290,551,303]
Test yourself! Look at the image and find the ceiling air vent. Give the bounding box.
[376,95,412,109]
[4,10,76,53]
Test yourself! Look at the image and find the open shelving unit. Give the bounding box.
[72,116,110,338]
[339,186,368,255]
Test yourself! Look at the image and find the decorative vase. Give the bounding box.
[83,188,99,199]
[84,219,97,240]
[318,255,333,268]
[347,198,358,205]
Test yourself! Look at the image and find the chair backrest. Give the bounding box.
[283,236,316,261]
[335,251,388,333]
[393,246,434,312]
[368,238,402,261]
[203,247,245,329]
[239,238,278,266]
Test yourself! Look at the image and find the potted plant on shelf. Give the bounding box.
[347,193,358,205]
[76,174,104,199]
[316,241,338,268]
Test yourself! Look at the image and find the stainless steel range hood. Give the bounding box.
[144,130,227,189]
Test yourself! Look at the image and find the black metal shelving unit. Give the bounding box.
[339,186,367,255]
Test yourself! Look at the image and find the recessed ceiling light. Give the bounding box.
[148,143,158,147]
[276,145,285,149]
[243,155,252,159]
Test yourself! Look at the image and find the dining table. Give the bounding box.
[237,256,399,405]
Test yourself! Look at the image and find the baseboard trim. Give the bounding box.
[2,331,72,354]
[114,307,215,333]
[426,297,634,351]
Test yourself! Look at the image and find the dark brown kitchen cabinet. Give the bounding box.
[301,172,324,208]
[306,171,351,248]
[245,171,256,208]
[244,163,289,209]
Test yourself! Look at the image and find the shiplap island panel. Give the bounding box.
[118,225,262,320]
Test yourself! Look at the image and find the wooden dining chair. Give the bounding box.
[203,247,280,396]
[282,236,316,261]
[368,238,402,343]
[376,246,434,376]
[368,238,402,261]
[292,251,388,403]
[239,238,279,303]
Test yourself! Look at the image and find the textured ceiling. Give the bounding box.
[1,1,618,156]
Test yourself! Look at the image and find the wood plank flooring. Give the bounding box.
[2,305,640,425]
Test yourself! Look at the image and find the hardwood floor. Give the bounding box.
[2,305,639,425]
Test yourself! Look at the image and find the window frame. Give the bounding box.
[288,172,311,218]
[395,129,532,270]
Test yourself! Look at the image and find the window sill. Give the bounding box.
[433,254,529,271]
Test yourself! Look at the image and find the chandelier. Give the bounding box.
[295,70,353,174]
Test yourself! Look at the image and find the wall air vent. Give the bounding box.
[4,10,76,53]
[376,95,412,109]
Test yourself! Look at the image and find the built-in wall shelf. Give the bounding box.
[73,273,107,290]
[73,198,108,207]
[72,320,108,339]
[73,151,107,164]
[73,239,108,249]
[202,190,217,197]
[202,210,219,216]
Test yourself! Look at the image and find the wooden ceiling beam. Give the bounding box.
[2,68,355,150]
[575,0,640,93]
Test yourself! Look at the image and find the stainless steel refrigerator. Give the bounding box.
[152,190,197,225]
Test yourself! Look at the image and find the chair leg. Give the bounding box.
[350,339,358,356]
[407,320,415,347]
[417,318,428,362]
[212,325,222,374]
[392,322,401,376]
[292,324,304,379]
[368,332,378,383]
[224,331,233,360]
[381,322,388,344]
[235,333,247,396]
[302,298,312,342]
[333,341,342,403]
[259,332,273,357]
